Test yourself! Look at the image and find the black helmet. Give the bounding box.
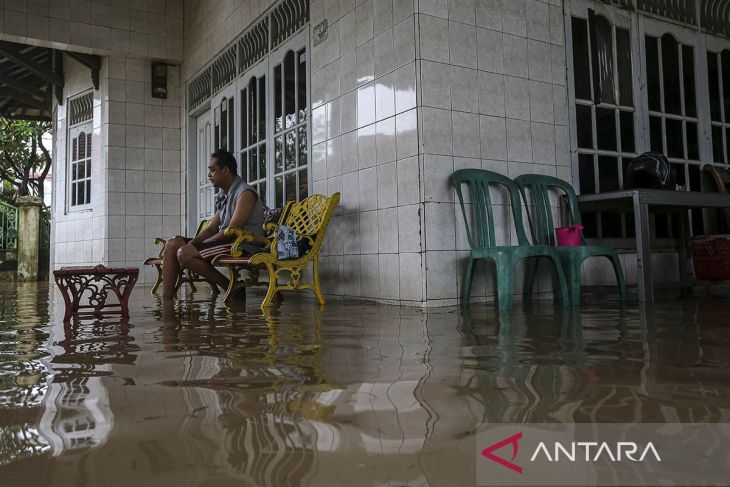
[624,152,674,190]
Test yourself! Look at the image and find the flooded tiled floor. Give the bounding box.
[0,282,729,486]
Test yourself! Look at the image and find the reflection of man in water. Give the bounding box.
[160,150,266,299]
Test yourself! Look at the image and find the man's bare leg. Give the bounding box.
[162,236,187,300]
[177,244,229,292]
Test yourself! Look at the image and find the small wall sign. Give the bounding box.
[313,19,328,47]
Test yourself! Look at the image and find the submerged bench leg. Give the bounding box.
[150,264,162,295]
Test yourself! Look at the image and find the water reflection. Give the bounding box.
[0,283,728,485]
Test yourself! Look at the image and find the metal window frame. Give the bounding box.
[66,90,94,213]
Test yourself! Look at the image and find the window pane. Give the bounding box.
[220,99,228,150]
[284,50,296,128]
[259,182,267,204]
[671,163,686,188]
[708,52,722,122]
[258,75,266,141]
[726,127,730,164]
[686,122,699,160]
[285,171,297,202]
[297,49,307,123]
[665,118,684,158]
[275,175,284,206]
[688,164,701,191]
[722,50,730,122]
[259,143,266,180]
[579,153,596,194]
[86,133,92,157]
[298,169,308,200]
[571,17,592,101]
[616,28,633,106]
[77,161,85,180]
[86,160,91,177]
[619,111,634,153]
[78,180,85,205]
[274,64,283,132]
[713,125,724,163]
[682,45,696,117]
[275,136,284,172]
[602,213,622,238]
[250,148,258,181]
[298,126,307,167]
[662,34,681,115]
[645,36,661,111]
[242,151,249,181]
[576,104,593,148]
[285,130,296,170]
[649,116,663,152]
[596,108,617,151]
[598,155,619,192]
[589,13,615,104]
[582,212,598,237]
[85,180,91,204]
[72,138,78,161]
[241,88,248,148]
[72,183,77,206]
[78,133,86,159]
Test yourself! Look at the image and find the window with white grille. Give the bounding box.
[67,92,93,211]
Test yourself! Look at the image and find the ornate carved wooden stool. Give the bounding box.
[53,265,139,321]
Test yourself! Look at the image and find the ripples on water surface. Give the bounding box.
[0,282,729,486]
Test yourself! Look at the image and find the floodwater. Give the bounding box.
[0,282,729,486]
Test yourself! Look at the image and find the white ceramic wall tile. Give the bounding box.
[357,124,377,169]
[527,39,552,83]
[359,209,379,252]
[423,154,454,202]
[377,161,398,208]
[526,0,550,42]
[355,0,374,46]
[501,0,526,37]
[476,27,503,74]
[502,34,528,78]
[376,117,396,164]
[399,252,424,300]
[378,208,399,252]
[420,107,452,155]
[479,115,507,161]
[357,82,376,127]
[531,121,556,165]
[529,80,554,124]
[358,166,378,210]
[393,62,417,113]
[360,254,379,297]
[478,71,506,117]
[395,109,418,159]
[419,14,450,63]
[393,17,416,68]
[373,0,393,35]
[476,0,502,31]
[418,0,448,18]
[397,156,420,205]
[425,202,455,250]
[506,118,533,162]
[448,21,477,69]
[397,203,422,252]
[452,111,480,158]
[421,60,451,109]
[425,250,457,299]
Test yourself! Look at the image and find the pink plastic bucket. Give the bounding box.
[555,225,584,246]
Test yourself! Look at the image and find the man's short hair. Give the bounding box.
[211,149,238,176]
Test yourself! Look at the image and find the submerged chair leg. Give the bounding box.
[607,254,627,302]
[260,264,279,309]
[496,256,514,310]
[461,258,476,308]
[312,258,326,306]
[522,258,539,303]
[565,255,583,306]
[150,264,162,295]
[550,255,571,306]
[222,265,237,301]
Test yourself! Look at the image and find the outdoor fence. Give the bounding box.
[0,201,18,255]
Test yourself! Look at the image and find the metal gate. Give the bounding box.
[0,201,18,254]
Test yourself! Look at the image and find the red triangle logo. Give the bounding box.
[481,432,523,474]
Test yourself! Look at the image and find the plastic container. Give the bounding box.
[555,225,584,246]
[691,235,730,281]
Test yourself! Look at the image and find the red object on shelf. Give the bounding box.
[691,236,730,281]
[53,265,139,321]
[555,225,584,246]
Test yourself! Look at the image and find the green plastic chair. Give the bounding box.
[514,174,627,305]
[451,169,569,310]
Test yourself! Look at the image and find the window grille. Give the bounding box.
[188,68,211,111]
[701,1,730,38]
[68,92,93,126]
[187,0,309,113]
[68,91,94,210]
[239,20,269,74]
[212,46,237,95]
[271,0,309,49]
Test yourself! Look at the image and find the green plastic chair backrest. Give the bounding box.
[450,168,531,248]
[514,174,582,246]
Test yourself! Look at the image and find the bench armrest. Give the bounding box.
[153,237,167,258]
[224,226,273,257]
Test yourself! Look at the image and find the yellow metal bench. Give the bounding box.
[144,219,211,295]
[212,192,340,309]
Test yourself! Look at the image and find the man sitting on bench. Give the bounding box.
[161,149,266,300]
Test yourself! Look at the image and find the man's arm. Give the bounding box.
[190,213,221,244]
[202,190,257,242]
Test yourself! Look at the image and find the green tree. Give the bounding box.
[0,118,52,200]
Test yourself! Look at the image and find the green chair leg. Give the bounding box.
[607,254,627,303]
[522,258,539,303]
[461,258,476,308]
[496,257,514,310]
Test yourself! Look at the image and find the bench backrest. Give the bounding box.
[704,164,730,229]
[282,193,341,257]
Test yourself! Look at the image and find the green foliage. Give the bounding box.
[0,118,52,200]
